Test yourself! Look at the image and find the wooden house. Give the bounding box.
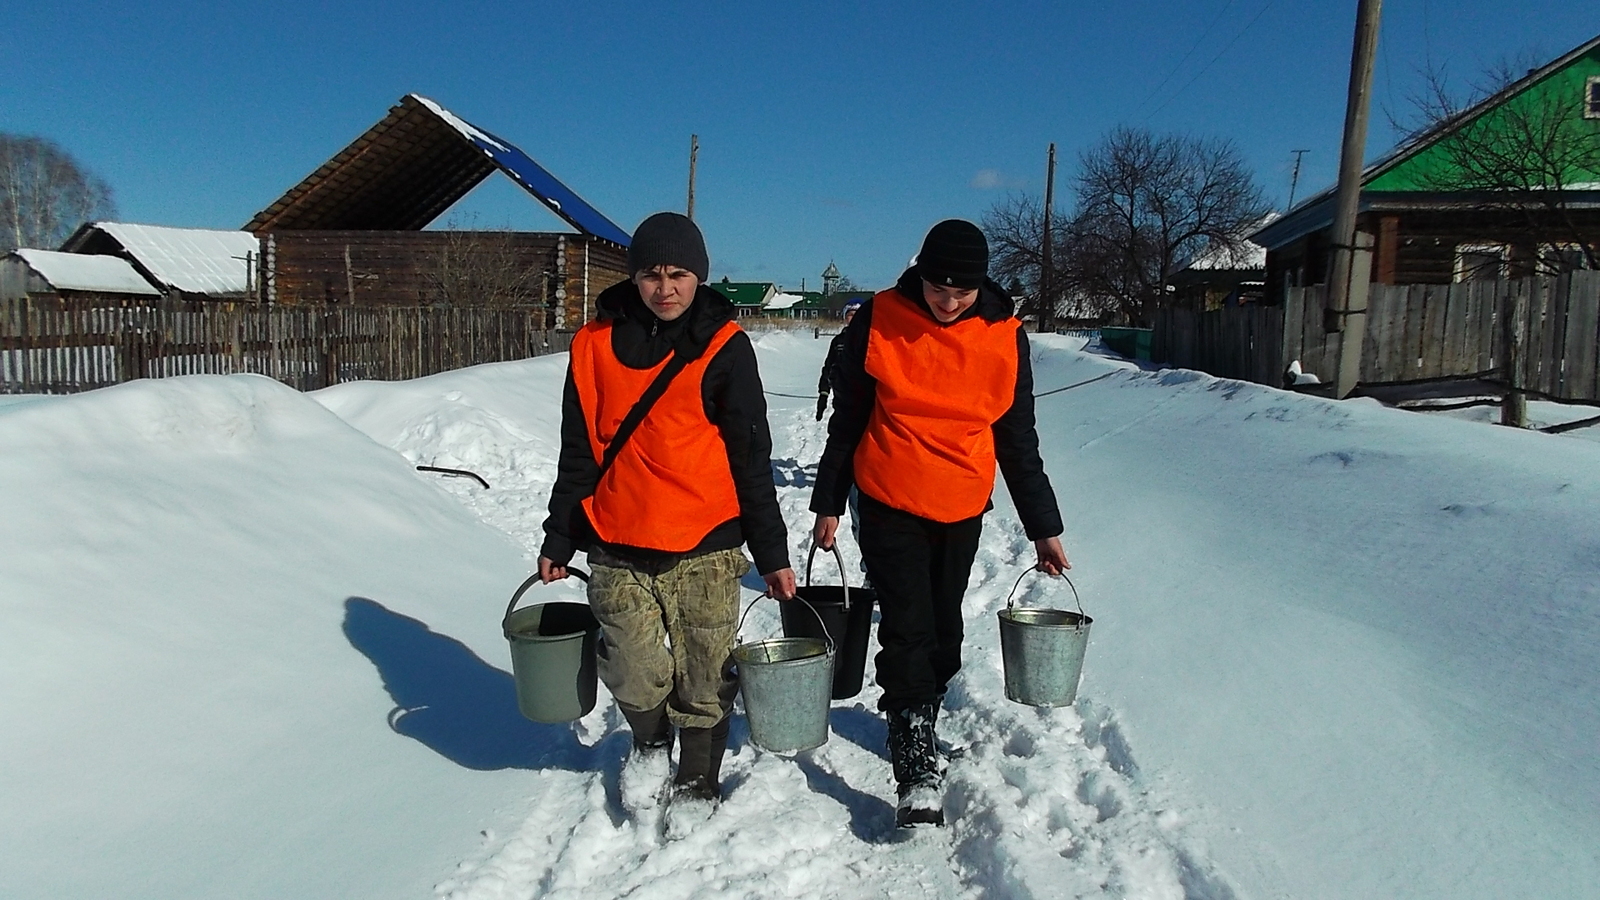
[709,279,776,317]
[244,94,631,328]
[1253,35,1600,302]
[1168,214,1277,310]
[58,223,260,301]
[1,249,162,302]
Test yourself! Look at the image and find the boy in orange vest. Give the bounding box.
[539,213,796,822]
[810,219,1069,827]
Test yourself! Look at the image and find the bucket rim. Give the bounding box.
[733,636,832,664]
[998,606,1093,628]
[504,600,600,642]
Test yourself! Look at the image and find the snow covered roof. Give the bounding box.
[245,94,629,246]
[764,292,805,310]
[11,249,161,295]
[1172,213,1279,275]
[63,223,259,295]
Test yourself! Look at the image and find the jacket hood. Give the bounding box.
[893,267,1015,324]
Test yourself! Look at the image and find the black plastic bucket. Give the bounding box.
[782,544,875,700]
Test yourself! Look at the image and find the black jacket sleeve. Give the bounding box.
[703,331,792,576]
[993,328,1063,540]
[539,366,599,566]
[809,302,876,517]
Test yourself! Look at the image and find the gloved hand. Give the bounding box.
[815,392,829,421]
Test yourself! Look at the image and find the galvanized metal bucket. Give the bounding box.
[734,596,835,753]
[502,568,600,724]
[997,570,1092,708]
[782,543,875,700]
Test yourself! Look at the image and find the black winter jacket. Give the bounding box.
[808,268,1064,540]
[540,280,791,576]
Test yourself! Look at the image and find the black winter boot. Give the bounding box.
[621,699,673,755]
[672,716,731,802]
[886,702,944,827]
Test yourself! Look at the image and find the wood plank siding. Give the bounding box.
[260,230,627,329]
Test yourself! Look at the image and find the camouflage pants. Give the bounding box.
[587,547,748,730]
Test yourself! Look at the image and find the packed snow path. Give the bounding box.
[320,338,1232,899]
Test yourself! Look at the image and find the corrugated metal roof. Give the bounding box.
[12,249,162,295]
[245,94,630,246]
[80,223,259,295]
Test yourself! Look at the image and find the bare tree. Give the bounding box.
[1067,127,1271,327]
[426,220,547,310]
[982,193,1061,322]
[0,133,116,252]
[1394,57,1600,274]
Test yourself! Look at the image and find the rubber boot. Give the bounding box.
[672,716,731,802]
[621,699,673,755]
[886,701,944,827]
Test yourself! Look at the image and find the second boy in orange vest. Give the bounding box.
[811,219,1069,828]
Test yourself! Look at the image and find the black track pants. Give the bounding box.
[857,491,984,711]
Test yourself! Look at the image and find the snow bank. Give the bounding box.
[0,374,540,899]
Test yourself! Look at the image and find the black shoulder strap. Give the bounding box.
[595,334,714,479]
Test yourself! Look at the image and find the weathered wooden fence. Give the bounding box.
[1,296,574,394]
[1154,273,1600,401]
[1152,304,1285,385]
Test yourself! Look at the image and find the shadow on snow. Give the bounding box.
[342,596,624,774]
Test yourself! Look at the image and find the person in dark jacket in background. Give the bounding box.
[539,212,796,817]
[810,219,1069,828]
[816,299,863,421]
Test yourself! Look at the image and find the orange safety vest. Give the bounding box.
[571,319,743,552]
[853,288,1021,523]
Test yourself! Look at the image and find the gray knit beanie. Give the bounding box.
[628,212,710,282]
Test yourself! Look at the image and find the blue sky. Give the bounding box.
[3,1,1594,290]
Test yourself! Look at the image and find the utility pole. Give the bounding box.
[1041,142,1057,332]
[1325,0,1383,400]
[1287,149,1310,209]
[687,134,699,220]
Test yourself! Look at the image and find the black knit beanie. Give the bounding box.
[628,212,710,283]
[916,219,989,289]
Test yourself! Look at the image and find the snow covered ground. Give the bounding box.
[2,332,1597,899]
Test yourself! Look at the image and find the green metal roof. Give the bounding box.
[708,280,774,307]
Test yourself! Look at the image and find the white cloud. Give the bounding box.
[970,169,1024,190]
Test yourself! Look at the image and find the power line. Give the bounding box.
[1135,0,1238,116]
[1144,0,1275,122]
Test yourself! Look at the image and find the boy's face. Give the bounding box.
[922,279,979,323]
[634,265,699,321]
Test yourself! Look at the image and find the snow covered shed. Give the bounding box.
[243,94,631,327]
[58,223,261,301]
[0,249,162,301]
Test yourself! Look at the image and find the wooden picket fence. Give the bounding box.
[0,296,573,394]
[1154,272,1600,401]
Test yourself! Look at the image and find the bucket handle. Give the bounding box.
[502,566,591,640]
[737,594,835,655]
[1004,567,1086,626]
[804,541,853,612]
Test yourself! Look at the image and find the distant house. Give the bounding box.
[767,290,827,319]
[1253,34,1600,301]
[0,249,162,301]
[709,279,776,317]
[243,93,631,325]
[1169,214,1279,310]
[59,223,260,300]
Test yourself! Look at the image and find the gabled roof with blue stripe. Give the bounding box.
[245,94,630,246]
